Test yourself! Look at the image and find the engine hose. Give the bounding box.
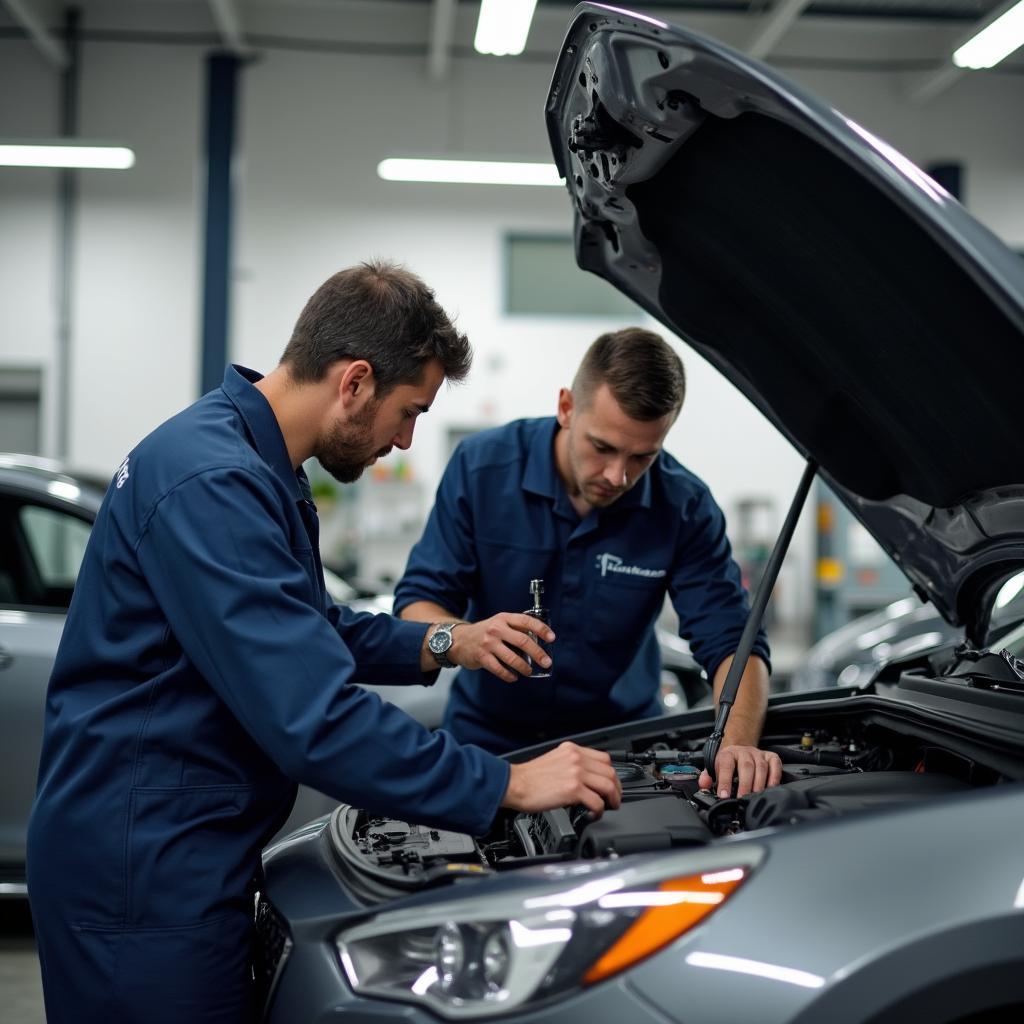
[765,745,875,768]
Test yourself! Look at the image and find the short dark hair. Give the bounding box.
[281,260,471,395]
[572,327,685,420]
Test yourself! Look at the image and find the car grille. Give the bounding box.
[253,896,292,1016]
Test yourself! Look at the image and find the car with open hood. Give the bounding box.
[255,5,1024,1023]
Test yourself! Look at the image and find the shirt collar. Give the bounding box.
[222,364,309,503]
[521,416,653,514]
[522,418,561,501]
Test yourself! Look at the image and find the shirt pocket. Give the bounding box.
[125,783,286,927]
[475,536,557,613]
[585,572,666,647]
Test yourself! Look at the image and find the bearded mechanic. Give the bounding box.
[395,327,782,796]
[27,261,620,1024]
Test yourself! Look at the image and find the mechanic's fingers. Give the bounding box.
[715,750,737,798]
[735,752,758,797]
[749,754,769,795]
[736,759,757,797]
[699,749,783,797]
[482,652,519,683]
[582,770,622,809]
[552,746,617,807]
[574,788,606,817]
[499,628,552,670]
[493,643,534,678]
[500,635,551,671]
[503,613,556,643]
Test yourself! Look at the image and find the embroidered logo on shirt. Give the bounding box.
[595,553,666,579]
[115,456,130,489]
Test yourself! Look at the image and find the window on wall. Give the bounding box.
[505,234,641,317]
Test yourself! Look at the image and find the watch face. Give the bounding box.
[429,627,452,655]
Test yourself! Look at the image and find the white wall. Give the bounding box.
[0,39,61,454]
[70,38,203,472]
[2,1,1024,625]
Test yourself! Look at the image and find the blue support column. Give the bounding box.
[55,7,80,459]
[199,52,242,395]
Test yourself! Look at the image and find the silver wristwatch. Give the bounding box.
[427,622,463,668]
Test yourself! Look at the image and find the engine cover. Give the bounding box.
[745,770,971,830]
[577,796,710,857]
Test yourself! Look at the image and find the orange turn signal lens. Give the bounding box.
[583,867,747,984]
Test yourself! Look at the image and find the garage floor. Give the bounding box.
[0,903,44,1023]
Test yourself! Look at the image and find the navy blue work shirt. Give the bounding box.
[27,366,509,1024]
[394,417,769,754]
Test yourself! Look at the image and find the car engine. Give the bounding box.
[329,701,1006,897]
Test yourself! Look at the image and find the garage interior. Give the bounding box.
[2,1,1023,1020]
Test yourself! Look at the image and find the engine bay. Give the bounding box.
[330,699,1014,894]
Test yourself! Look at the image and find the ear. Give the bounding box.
[556,387,574,430]
[336,360,375,409]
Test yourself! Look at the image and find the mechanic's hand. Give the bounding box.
[449,612,555,682]
[699,745,783,799]
[502,742,622,819]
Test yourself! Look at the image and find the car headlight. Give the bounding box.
[337,851,757,1018]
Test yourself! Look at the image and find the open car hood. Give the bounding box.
[545,4,1024,643]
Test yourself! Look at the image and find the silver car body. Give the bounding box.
[0,456,103,892]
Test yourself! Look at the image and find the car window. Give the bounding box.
[0,499,92,611]
[20,505,91,590]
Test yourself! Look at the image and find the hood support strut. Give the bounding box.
[702,458,818,784]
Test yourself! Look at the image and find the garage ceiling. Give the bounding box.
[1,0,1020,101]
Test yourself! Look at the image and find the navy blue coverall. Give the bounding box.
[394,417,769,753]
[27,366,509,1023]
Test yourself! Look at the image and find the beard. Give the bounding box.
[315,401,392,484]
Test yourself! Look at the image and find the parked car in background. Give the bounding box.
[0,455,105,894]
[255,7,1024,1024]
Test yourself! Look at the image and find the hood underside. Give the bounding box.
[546,4,1024,640]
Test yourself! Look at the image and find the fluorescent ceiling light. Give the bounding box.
[377,157,561,187]
[0,142,135,169]
[953,0,1024,68]
[474,0,538,56]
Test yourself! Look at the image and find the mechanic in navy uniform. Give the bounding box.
[27,262,620,1024]
[395,327,782,796]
